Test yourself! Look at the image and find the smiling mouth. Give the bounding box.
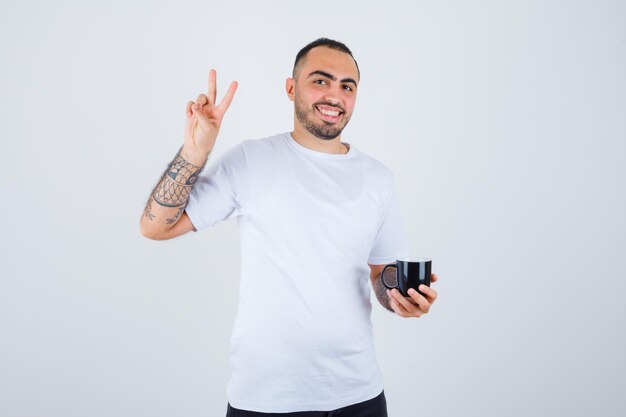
[315,105,343,121]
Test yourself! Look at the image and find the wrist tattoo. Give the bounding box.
[143,149,207,223]
[153,152,206,208]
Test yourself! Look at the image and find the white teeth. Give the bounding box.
[317,106,340,117]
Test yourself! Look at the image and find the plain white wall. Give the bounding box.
[1,0,624,416]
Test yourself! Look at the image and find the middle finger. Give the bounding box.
[408,289,431,312]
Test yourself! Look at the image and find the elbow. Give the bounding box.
[140,226,155,240]
[140,218,163,240]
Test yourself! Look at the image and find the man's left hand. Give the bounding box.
[386,273,438,318]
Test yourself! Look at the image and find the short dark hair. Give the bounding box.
[292,37,360,81]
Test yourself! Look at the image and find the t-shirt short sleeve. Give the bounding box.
[367,172,411,265]
[184,142,249,231]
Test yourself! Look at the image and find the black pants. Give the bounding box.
[226,389,388,417]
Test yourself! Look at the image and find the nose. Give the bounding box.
[322,93,341,107]
[323,86,343,106]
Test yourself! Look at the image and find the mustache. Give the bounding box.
[314,103,344,113]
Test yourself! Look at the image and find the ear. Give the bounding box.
[285,77,295,102]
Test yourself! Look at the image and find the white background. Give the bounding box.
[1,1,624,416]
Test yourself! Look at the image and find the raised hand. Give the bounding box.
[182,69,238,165]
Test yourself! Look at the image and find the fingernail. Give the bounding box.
[408,288,415,295]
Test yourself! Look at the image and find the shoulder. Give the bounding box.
[353,146,395,184]
[213,132,286,184]
[240,131,286,153]
[210,132,283,167]
[238,132,288,170]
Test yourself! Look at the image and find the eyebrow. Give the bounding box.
[306,70,358,87]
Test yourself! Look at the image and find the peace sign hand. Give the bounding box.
[182,69,238,165]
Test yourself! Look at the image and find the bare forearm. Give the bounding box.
[141,146,208,232]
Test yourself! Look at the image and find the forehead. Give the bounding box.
[300,46,359,81]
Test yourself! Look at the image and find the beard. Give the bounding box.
[294,95,350,140]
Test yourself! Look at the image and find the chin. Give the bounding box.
[310,125,344,140]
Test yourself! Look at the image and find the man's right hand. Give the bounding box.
[182,69,238,166]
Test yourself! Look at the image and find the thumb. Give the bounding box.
[191,104,213,132]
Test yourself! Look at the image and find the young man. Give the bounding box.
[140,38,438,416]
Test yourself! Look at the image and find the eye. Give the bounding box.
[314,79,327,85]
[343,85,353,91]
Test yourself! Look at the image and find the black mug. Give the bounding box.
[381,257,432,298]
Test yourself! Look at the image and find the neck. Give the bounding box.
[291,123,348,155]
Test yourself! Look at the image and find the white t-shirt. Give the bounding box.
[185,131,410,413]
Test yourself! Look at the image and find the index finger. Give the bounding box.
[208,69,216,104]
[431,273,438,283]
[218,80,238,112]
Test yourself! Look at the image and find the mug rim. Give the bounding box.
[397,256,431,262]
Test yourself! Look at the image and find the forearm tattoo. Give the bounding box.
[373,268,398,313]
[143,198,155,221]
[154,152,204,206]
[165,206,185,224]
[143,148,207,223]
